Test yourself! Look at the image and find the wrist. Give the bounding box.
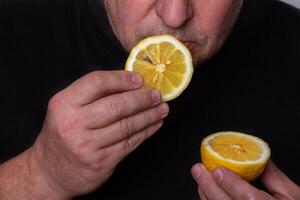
[26,146,73,200]
[0,148,72,200]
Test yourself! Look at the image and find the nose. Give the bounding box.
[156,0,193,28]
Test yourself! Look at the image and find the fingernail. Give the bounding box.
[212,169,223,183]
[192,164,202,179]
[131,74,143,85]
[151,90,162,103]
[158,103,169,117]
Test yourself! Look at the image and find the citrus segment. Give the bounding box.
[201,131,271,181]
[125,35,193,101]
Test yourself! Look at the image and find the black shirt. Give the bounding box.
[1,0,300,199]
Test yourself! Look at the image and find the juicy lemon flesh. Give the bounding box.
[201,132,271,182]
[133,42,187,98]
[209,134,263,162]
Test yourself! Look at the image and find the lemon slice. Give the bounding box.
[125,35,193,101]
[201,131,271,181]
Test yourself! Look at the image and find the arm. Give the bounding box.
[0,149,68,200]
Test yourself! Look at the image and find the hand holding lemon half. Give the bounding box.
[125,35,193,101]
[201,131,271,181]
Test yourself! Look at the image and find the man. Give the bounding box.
[0,0,300,199]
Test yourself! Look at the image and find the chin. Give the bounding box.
[192,43,223,66]
[191,50,211,66]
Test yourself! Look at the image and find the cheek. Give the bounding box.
[197,0,238,34]
[116,1,155,51]
[119,17,142,50]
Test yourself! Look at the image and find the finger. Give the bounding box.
[106,120,163,163]
[90,103,169,148]
[191,164,232,200]
[198,187,208,200]
[212,167,274,200]
[81,87,162,129]
[64,71,144,106]
[260,160,300,199]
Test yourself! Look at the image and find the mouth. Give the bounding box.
[140,35,196,51]
[179,40,196,52]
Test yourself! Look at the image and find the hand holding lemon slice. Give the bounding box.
[125,35,193,101]
[201,131,271,181]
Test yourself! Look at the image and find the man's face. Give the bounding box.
[104,0,243,65]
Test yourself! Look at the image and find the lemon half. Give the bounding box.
[201,131,271,181]
[125,35,193,101]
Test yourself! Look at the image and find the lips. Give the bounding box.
[180,41,196,51]
[141,35,196,51]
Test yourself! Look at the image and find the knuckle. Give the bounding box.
[48,91,66,112]
[88,162,105,172]
[278,192,297,200]
[119,118,132,138]
[97,149,109,163]
[71,139,90,158]
[149,108,161,121]
[104,98,123,118]
[201,179,212,192]
[123,136,141,152]
[74,149,87,160]
[57,117,82,138]
[272,166,282,178]
[120,71,133,86]
[88,151,109,171]
[88,71,106,87]
[244,191,257,200]
[143,124,159,138]
[143,126,153,138]
[137,89,152,106]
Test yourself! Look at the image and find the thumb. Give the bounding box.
[260,160,300,199]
